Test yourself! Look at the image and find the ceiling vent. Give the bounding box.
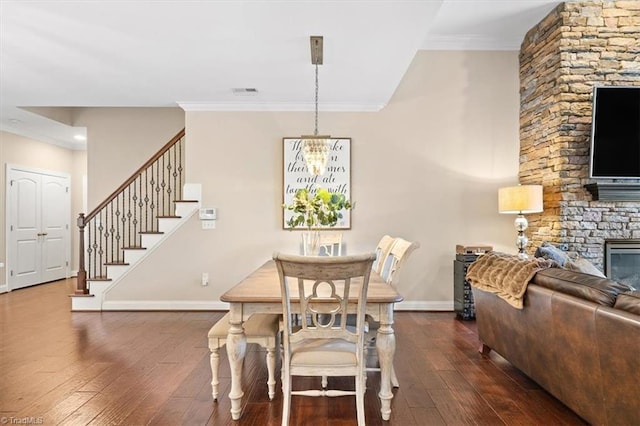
[232,88,259,96]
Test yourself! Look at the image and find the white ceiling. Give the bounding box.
[0,0,562,150]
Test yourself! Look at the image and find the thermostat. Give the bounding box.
[199,208,217,220]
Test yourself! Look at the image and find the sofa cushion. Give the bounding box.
[532,268,632,307]
[564,257,606,278]
[614,291,640,315]
[534,242,570,267]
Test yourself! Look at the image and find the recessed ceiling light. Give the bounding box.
[232,88,259,96]
[74,134,86,141]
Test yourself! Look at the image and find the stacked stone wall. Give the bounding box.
[519,1,640,268]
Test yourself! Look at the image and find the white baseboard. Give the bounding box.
[0,284,8,294]
[395,300,454,311]
[102,300,229,311]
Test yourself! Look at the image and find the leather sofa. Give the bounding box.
[472,267,639,425]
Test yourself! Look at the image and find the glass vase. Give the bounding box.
[302,231,320,256]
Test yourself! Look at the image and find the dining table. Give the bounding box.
[219,258,404,421]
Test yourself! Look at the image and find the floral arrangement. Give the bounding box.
[283,188,352,229]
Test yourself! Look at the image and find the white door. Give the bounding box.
[41,175,69,283]
[7,167,70,290]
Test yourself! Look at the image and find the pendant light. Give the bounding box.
[301,36,330,176]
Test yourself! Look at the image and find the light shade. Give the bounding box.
[498,185,543,214]
[301,136,330,176]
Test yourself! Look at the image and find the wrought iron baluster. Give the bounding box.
[156,160,162,218]
[172,143,177,204]
[131,184,136,246]
[144,169,149,234]
[166,151,173,216]
[150,165,156,231]
[115,194,121,263]
[98,210,105,278]
[107,201,112,264]
[162,153,168,216]
[138,175,143,235]
[178,137,184,200]
[127,183,132,247]
[88,218,95,279]
[122,189,126,249]
[132,181,138,246]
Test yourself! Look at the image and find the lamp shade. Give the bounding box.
[498,185,543,214]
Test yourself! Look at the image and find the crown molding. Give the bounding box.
[177,101,384,112]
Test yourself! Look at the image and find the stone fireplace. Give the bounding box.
[519,1,640,270]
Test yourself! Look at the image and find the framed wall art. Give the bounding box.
[282,137,351,229]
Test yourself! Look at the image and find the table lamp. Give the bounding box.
[498,185,543,258]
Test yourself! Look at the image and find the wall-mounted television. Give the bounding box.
[589,86,640,179]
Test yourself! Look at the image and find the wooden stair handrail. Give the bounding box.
[82,128,185,224]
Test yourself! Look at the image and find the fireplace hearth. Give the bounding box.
[605,240,640,290]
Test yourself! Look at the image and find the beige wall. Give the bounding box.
[73,107,184,209]
[106,50,522,308]
[0,131,87,287]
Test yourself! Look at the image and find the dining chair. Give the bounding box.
[368,237,420,387]
[318,232,343,256]
[208,312,280,401]
[273,252,377,426]
[373,235,396,274]
[381,238,421,286]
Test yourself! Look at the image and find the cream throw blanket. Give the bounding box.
[466,251,556,309]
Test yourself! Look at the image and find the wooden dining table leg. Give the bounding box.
[226,305,247,420]
[376,303,396,421]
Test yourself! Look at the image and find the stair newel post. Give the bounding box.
[75,213,89,295]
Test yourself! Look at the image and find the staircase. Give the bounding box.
[71,129,199,311]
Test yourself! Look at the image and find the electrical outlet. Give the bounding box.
[202,220,215,230]
[202,272,209,286]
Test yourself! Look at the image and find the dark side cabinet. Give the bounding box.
[454,254,478,320]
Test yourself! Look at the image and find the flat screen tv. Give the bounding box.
[590,86,640,179]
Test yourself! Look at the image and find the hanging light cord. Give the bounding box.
[314,41,319,136]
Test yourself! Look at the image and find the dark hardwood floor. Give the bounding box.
[0,279,586,425]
